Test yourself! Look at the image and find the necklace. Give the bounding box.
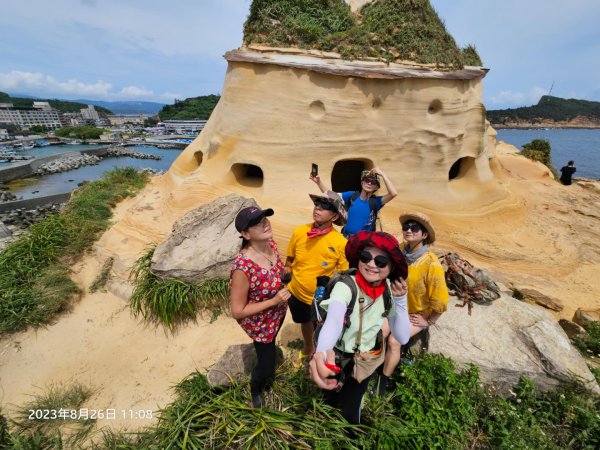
[251,246,275,268]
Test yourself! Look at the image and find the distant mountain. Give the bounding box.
[0,91,113,115]
[158,95,220,120]
[75,99,166,115]
[487,96,600,128]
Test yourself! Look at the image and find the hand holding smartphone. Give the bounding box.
[311,163,318,177]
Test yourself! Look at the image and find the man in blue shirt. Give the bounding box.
[310,167,397,237]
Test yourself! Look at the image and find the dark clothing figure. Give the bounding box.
[560,163,576,185]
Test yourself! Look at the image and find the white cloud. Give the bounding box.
[0,70,170,102]
[488,86,549,108]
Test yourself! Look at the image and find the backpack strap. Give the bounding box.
[334,273,359,349]
[353,291,366,353]
[345,190,360,210]
[368,196,378,231]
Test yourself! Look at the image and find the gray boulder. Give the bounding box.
[151,194,257,283]
[207,343,284,387]
[428,294,599,395]
[0,221,11,239]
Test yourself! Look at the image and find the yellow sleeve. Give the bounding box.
[426,257,449,313]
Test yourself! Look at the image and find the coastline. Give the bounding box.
[492,124,600,129]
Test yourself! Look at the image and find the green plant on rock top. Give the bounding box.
[129,248,230,333]
[520,138,559,179]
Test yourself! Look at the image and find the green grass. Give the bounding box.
[129,248,230,333]
[574,321,600,356]
[244,0,482,69]
[2,353,599,449]
[0,167,150,334]
[519,138,559,179]
[89,258,114,293]
[9,382,95,448]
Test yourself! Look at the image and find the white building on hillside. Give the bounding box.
[0,103,62,130]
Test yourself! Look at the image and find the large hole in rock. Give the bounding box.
[194,151,203,166]
[331,159,373,192]
[449,156,476,180]
[231,163,264,187]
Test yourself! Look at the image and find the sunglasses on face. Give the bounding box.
[313,199,337,212]
[362,177,379,185]
[359,250,390,268]
[402,222,422,233]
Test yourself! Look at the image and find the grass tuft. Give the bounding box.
[129,248,230,333]
[89,257,114,293]
[11,382,95,447]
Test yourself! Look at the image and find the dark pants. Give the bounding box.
[251,340,278,396]
[322,360,373,424]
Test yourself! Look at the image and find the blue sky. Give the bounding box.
[1,0,598,109]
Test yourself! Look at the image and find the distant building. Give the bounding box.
[81,105,100,122]
[109,114,148,126]
[0,103,62,130]
[161,119,207,134]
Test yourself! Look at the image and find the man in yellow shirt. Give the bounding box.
[285,192,349,367]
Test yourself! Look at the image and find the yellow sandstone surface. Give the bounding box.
[1,52,599,432]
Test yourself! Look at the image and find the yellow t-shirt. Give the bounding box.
[286,223,349,305]
[406,250,449,315]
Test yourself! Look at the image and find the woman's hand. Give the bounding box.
[309,174,321,184]
[391,278,407,297]
[271,287,291,306]
[309,349,339,390]
[409,313,429,328]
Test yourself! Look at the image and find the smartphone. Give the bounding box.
[311,163,318,177]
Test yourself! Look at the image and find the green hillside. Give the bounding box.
[243,0,482,69]
[0,92,113,115]
[158,95,220,120]
[487,96,600,125]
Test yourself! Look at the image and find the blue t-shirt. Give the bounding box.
[340,191,383,237]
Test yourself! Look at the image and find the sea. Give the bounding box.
[496,128,600,180]
[3,144,182,200]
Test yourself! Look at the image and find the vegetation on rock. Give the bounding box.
[519,138,559,179]
[158,95,220,120]
[130,248,229,333]
[0,167,149,334]
[487,95,600,126]
[243,0,482,68]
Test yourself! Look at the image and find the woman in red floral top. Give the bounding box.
[230,206,290,408]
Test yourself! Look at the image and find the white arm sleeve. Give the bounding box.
[315,301,347,354]
[388,294,410,345]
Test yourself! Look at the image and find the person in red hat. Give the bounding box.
[230,205,291,408]
[309,231,410,424]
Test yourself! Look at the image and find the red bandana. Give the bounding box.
[307,224,333,239]
[355,270,386,300]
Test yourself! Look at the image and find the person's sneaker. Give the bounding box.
[251,393,265,408]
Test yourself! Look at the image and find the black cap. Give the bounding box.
[235,206,274,232]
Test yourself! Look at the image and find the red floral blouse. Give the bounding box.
[230,240,287,343]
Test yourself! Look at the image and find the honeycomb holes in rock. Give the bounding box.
[428,99,443,114]
[230,163,264,188]
[448,156,476,181]
[309,100,325,120]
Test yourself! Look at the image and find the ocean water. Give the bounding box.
[496,128,600,180]
[5,144,182,199]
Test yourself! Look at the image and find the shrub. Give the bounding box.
[520,138,559,178]
[129,248,230,333]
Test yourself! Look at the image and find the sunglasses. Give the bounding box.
[402,222,422,233]
[362,177,379,185]
[359,250,390,268]
[313,199,337,212]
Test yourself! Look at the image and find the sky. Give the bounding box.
[0,0,599,109]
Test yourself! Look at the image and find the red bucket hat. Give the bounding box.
[345,231,408,281]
